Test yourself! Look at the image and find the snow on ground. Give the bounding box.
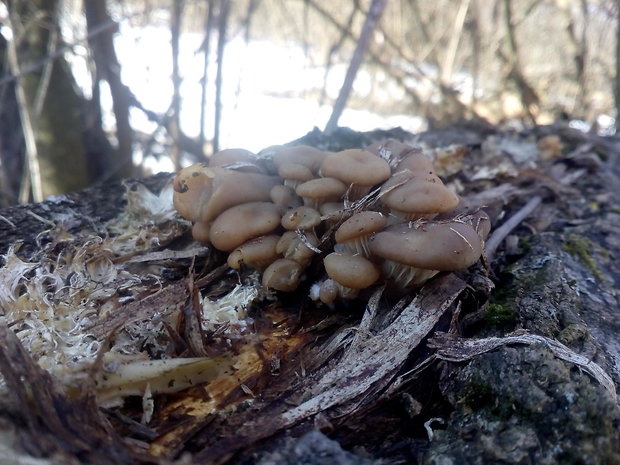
[107,23,423,170]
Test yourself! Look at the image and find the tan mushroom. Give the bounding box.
[227,235,281,271]
[320,149,391,200]
[281,206,321,231]
[191,221,212,243]
[209,148,262,172]
[318,278,339,305]
[334,211,387,256]
[380,169,459,221]
[323,252,381,299]
[172,163,211,222]
[296,177,347,209]
[276,230,319,266]
[262,258,303,292]
[261,145,327,173]
[319,202,347,224]
[367,139,436,174]
[173,164,280,224]
[369,220,483,288]
[270,185,302,213]
[209,202,281,251]
[278,163,315,190]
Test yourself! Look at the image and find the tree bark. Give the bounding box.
[84,0,135,180]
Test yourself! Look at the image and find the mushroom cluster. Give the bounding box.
[172,140,489,304]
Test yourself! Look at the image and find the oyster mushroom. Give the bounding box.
[380,169,459,221]
[334,211,387,256]
[261,145,327,173]
[278,163,315,190]
[281,206,321,231]
[173,164,279,224]
[369,220,483,288]
[323,252,381,299]
[270,184,302,213]
[276,230,319,267]
[209,148,263,172]
[318,278,339,305]
[209,202,281,251]
[227,235,281,271]
[320,149,391,200]
[296,177,347,209]
[262,258,303,292]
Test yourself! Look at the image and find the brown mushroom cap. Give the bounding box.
[209,148,260,171]
[192,221,212,243]
[276,230,319,266]
[173,164,280,223]
[380,169,459,217]
[323,252,380,289]
[262,258,303,292]
[320,149,391,188]
[261,145,327,173]
[278,163,315,184]
[209,202,281,251]
[318,279,339,304]
[296,177,347,206]
[334,211,387,256]
[270,185,302,213]
[172,163,212,221]
[227,235,281,270]
[335,211,387,243]
[281,206,321,230]
[319,202,347,223]
[435,199,491,240]
[369,221,483,271]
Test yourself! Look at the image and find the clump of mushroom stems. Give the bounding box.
[172,141,489,304]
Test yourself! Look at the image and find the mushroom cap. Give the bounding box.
[206,167,281,222]
[276,230,319,265]
[369,221,483,271]
[435,199,491,240]
[261,145,327,173]
[335,211,387,243]
[209,148,264,173]
[270,185,302,213]
[319,202,347,222]
[380,169,459,215]
[278,163,315,183]
[172,163,212,221]
[191,221,212,243]
[323,252,380,289]
[320,149,391,186]
[209,202,281,251]
[319,279,339,304]
[281,206,321,230]
[227,234,281,270]
[262,258,303,292]
[296,177,347,203]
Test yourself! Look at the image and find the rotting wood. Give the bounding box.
[0,125,619,464]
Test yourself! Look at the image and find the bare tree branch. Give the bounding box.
[213,0,230,153]
[85,0,135,180]
[324,0,388,134]
[6,9,43,202]
[170,0,184,171]
[199,1,215,150]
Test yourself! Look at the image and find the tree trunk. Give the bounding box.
[9,0,91,199]
[84,0,135,180]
